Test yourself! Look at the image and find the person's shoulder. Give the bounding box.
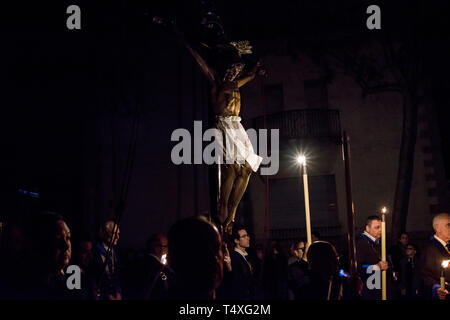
[230,249,241,258]
[423,237,442,251]
[355,233,367,245]
[288,259,308,272]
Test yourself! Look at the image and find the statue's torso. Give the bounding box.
[214,81,240,116]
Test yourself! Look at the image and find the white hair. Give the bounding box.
[432,213,450,231]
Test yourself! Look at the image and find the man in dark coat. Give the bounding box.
[388,233,408,276]
[287,240,309,300]
[355,215,389,300]
[91,220,122,300]
[220,226,254,300]
[140,233,170,299]
[399,243,422,299]
[420,213,450,300]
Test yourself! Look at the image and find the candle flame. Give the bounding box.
[381,207,387,214]
[297,155,306,166]
[442,259,450,268]
[161,253,167,265]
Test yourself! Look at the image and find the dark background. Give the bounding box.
[0,0,449,246]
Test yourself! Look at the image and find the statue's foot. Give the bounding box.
[224,218,234,235]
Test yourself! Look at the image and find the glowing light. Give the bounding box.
[297,155,306,166]
[381,207,387,214]
[442,260,450,268]
[161,253,167,265]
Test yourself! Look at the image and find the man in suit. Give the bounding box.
[133,233,169,299]
[421,213,450,300]
[221,226,254,300]
[355,215,389,300]
[91,220,122,300]
[399,243,422,299]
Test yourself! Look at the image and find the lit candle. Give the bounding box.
[441,260,449,291]
[161,253,167,265]
[381,206,387,300]
[297,155,312,245]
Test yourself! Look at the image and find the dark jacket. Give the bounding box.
[219,249,254,300]
[389,243,406,273]
[420,237,450,299]
[90,243,122,300]
[355,233,382,300]
[139,254,170,299]
[399,255,422,298]
[287,259,309,299]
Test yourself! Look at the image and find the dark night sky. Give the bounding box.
[1,0,450,239]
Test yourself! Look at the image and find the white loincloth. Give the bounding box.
[215,116,263,172]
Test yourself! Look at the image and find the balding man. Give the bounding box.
[421,213,450,300]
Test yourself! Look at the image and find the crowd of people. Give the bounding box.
[0,211,448,300]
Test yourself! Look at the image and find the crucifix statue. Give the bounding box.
[154,15,265,234]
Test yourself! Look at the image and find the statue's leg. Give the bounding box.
[217,164,237,227]
[224,161,253,234]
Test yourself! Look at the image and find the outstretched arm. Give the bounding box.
[183,42,217,86]
[237,73,256,88]
[153,16,216,86]
[237,60,266,88]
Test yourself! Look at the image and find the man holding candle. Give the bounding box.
[421,213,450,300]
[219,226,255,300]
[133,233,169,299]
[355,215,389,300]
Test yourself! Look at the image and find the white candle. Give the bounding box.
[298,156,312,245]
[381,206,387,300]
[441,260,449,290]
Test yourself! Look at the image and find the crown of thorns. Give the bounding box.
[229,41,252,56]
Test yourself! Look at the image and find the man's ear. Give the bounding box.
[365,225,370,233]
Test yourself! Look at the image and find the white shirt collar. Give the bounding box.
[234,247,248,257]
[363,231,377,242]
[434,235,448,248]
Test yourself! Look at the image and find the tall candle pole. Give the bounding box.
[298,156,312,245]
[381,206,387,300]
[441,260,449,291]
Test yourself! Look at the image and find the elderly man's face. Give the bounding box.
[436,216,450,242]
[366,220,382,240]
[55,220,71,272]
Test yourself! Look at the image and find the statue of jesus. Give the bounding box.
[154,17,265,234]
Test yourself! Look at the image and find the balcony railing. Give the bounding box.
[252,109,342,143]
